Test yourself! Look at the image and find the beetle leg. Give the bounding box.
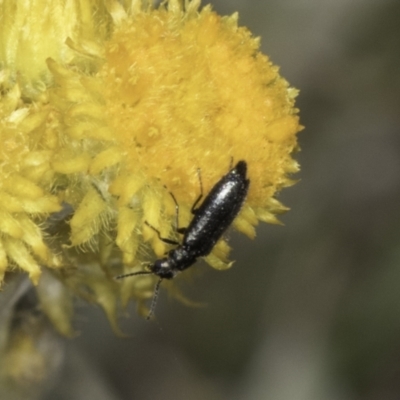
[191,167,204,214]
[168,191,183,234]
[144,221,179,245]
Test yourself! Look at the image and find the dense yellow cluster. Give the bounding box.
[0,79,61,283]
[0,0,301,327]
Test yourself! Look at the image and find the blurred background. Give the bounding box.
[4,1,400,399]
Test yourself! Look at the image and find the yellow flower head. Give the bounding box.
[0,0,301,326]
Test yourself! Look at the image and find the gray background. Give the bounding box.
[46,1,400,399]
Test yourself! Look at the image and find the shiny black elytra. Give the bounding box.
[116,160,250,319]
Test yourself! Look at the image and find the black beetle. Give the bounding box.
[116,160,250,318]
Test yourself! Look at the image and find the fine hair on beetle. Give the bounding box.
[116,160,250,319]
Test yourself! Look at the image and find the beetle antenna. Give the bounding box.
[115,270,153,280]
[146,278,163,320]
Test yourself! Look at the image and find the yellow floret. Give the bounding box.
[0,0,301,324]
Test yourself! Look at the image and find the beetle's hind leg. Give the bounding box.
[191,167,204,214]
[165,165,204,235]
[168,191,188,235]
